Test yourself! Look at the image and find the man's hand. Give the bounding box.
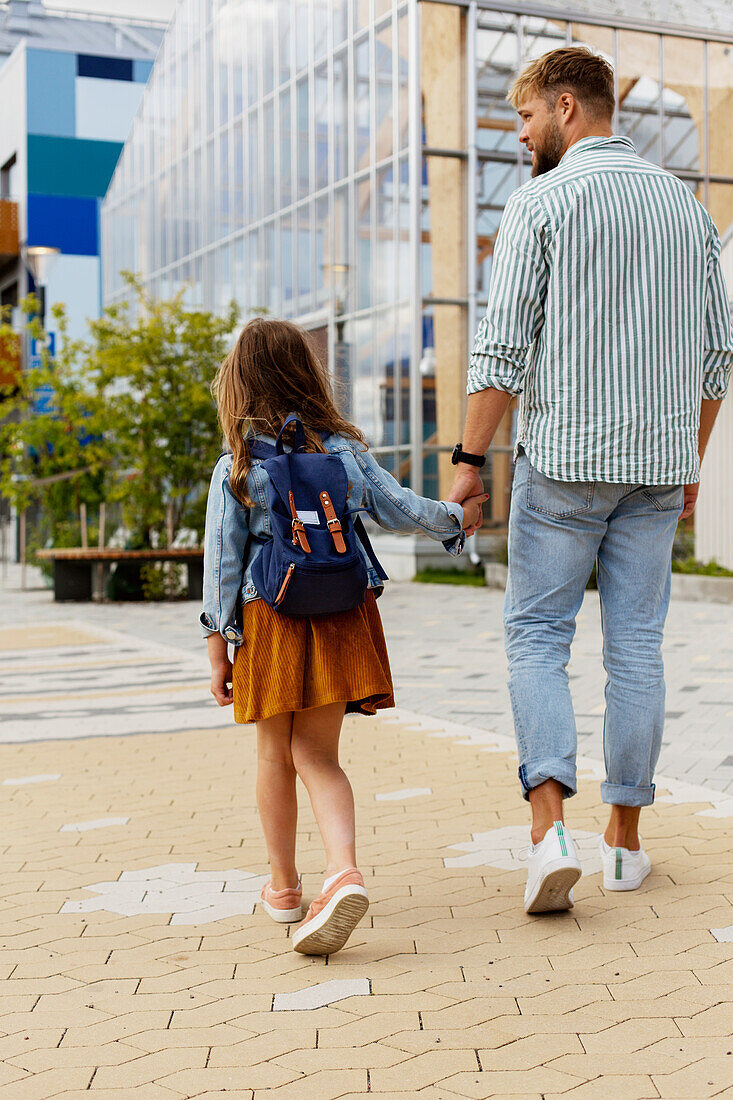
[210,659,234,706]
[461,493,489,536]
[448,465,484,506]
[679,483,699,520]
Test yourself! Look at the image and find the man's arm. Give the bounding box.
[680,223,733,520]
[448,389,513,504]
[449,190,548,505]
[680,398,722,520]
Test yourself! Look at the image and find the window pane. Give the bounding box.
[475,13,517,154]
[357,176,372,309]
[300,204,313,308]
[355,39,371,171]
[314,0,328,62]
[334,0,348,46]
[708,44,733,179]
[314,195,328,306]
[376,20,394,162]
[278,0,291,86]
[398,10,409,151]
[660,37,704,175]
[520,15,565,63]
[263,100,275,216]
[616,31,662,166]
[295,0,309,74]
[375,310,396,448]
[375,163,395,305]
[334,50,349,181]
[297,77,310,199]
[281,214,294,305]
[280,88,292,208]
[315,63,329,190]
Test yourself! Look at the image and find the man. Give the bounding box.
[449,47,733,914]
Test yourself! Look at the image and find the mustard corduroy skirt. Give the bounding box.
[232,589,395,724]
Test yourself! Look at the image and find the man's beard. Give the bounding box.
[531,119,565,177]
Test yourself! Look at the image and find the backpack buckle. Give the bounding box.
[321,491,347,554]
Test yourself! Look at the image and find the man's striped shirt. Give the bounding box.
[467,135,733,484]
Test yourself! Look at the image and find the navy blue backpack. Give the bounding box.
[248,414,387,617]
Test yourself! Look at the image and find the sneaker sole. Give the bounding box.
[525,860,582,914]
[261,899,303,923]
[602,863,651,892]
[292,886,369,955]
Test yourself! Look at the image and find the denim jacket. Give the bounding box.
[200,432,465,643]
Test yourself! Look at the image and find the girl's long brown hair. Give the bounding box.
[212,318,367,507]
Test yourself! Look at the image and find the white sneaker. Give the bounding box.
[599,836,651,891]
[523,820,582,914]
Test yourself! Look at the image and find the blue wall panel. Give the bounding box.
[132,60,154,84]
[27,194,98,255]
[27,135,123,198]
[26,49,76,137]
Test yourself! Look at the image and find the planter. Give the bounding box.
[484,563,509,589]
[671,572,733,603]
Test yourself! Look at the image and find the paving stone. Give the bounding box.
[0,574,731,1098]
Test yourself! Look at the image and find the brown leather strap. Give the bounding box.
[288,491,311,553]
[274,563,295,606]
[320,490,346,554]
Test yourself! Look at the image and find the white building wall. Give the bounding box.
[694,229,733,569]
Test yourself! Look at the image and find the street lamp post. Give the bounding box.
[21,244,60,329]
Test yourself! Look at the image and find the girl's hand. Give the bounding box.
[461,493,489,535]
[210,659,234,706]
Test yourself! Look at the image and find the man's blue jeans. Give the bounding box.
[504,452,684,808]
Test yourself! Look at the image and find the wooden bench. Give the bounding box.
[35,547,204,602]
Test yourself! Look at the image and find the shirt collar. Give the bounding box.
[559,134,635,165]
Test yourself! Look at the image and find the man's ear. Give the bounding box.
[557,91,577,124]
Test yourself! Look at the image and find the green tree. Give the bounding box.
[0,296,108,542]
[87,273,238,547]
[0,276,239,557]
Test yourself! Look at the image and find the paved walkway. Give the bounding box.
[1,565,732,1098]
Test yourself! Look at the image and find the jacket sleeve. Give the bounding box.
[353,447,465,557]
[200,456,251,640]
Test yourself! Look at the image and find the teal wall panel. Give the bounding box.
[27,135,124,198]
[26,49,76,137]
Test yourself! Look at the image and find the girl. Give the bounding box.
[201,318,485,956]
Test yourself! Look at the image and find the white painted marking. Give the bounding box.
[374,787,432,802]
[3,773,61,786]
[711,925,733,943]
[273,979,371,1011]
[60,817,130,832]
[60,864,269,924]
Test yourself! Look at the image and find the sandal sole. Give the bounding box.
[292,886,369,955]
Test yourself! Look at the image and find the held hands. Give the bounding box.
[460,493,489,536]
[448,467,488,537]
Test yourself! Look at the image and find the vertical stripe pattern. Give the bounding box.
[468,136,733,485]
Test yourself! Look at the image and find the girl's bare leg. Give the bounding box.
[290,702,356,877]
[256,712,299,890]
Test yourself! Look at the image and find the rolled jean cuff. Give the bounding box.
[600,781,656,807]
[518,761,577,802]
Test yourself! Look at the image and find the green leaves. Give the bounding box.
[0,274,240,549]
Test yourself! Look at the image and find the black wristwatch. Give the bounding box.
[452,443,486,469]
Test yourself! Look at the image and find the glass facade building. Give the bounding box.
[102,0,733,508]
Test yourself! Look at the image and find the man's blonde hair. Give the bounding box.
[508,46,615,120]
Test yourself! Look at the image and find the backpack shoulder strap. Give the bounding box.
[353,515,388,581]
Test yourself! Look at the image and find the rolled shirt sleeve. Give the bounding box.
[702,227,733,400]
[467,190,549,396]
